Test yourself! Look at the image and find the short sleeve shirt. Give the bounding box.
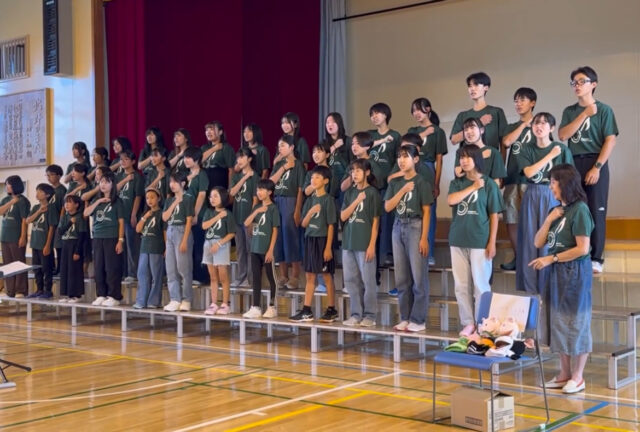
[519,142,574,184]
[341,185,381,251]
[455,145,507,180]
[296,137,311,165]
[117,171,145,217]
[202,208,236,240]
[272,159,305,197]
[90,199,124,238]
[0,195,30,243]
[560,101,618,155]
[244,144,271,175]
[29,203,59,249]
[547,201,594,258]
[202,142,236,169]
[144,166,170,201]
[451,106,508,150]
[384,175,433,219]
[302,193,337,237]
[367,129,401,176]
[250,203,281,254]
[140,209,166,254]
[448,175,505,249]
[407,125,449,163]
[59,211,87,241]
[504,122,534,185]
[231,171,258,225]
[164,194,195,226]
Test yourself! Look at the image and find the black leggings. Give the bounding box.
[93,238,123,299]
[250,252,276,307]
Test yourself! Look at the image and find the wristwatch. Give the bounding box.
[594,161,603,169]
[552,254,559,263]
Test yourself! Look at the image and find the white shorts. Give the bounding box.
[202,238,230,266]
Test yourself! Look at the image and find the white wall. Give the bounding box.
[0,0,96,204]
[346,0,640,218]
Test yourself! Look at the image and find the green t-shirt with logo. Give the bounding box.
[202,208,236,240]
[302,193,337,237]
[328,152,348,189]
[303,168,339,198]
[202,142,236,169]
[117,170,145,218]
[448,175,505,249]
[140,209,165,254]
[384,175,433,219]
[519,142,573,184]
[296,137,311,165]
[250,203,280,254]
[451,105,508,150]
[407,125,449,163]
[109,157,123,176]
[547,201,594,258]
[341,185,381,251]
[0,195,30,243]
[455,145,507,180]
[560,101,618,155]
[504,122,534,185]
[243,143,271,175]
[231,171,258,225]
[185,170,209,218]
[340,158,387,191]
[272,159,305,197]
[164,194,195,226]
[144,166,170,201]
[51,184,67,214]
[168,147,190,177]
[29,204,59,249]
[90,198,124,239]
[389,160,435,188]
[368,129,401,177]
[59,211,87,242]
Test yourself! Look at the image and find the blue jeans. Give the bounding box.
[424,161,437,259]
[342,249,377,320]
[136,253,165,307]
[392,218,430,325]
[378,188,395,260]
[165,225,193,302]
[124,220,140,278]
[274,196,301,263]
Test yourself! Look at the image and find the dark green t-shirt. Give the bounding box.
[164,194,195,226]
[144,166,170,201]
[186,170,209,217]
[451,106,508,150]
[272,159,305,197]
[202,208,236,240]
[407,125,449,163]
[250,203,280,254]
[117,170,145,218]
[560,101,618,155]
[341,185,381,251]
[90,198,124,239]
[519,142,573,184]
[296,137,311,165]
[384,175,433,219]
[29,203,59,249]
[202,142,236,169]
[303,168,339,198]
[328,152,348,189]
[168,147,190,177]
[504,122,534,185]
[140,209,165,254]
[109,157,123,176]
[59,211,87,241]
[0,195,30,243]
[50,184,67,214]
[455,145,507,180]
[448,175,505,249]
[547,201,594,258]
[389,160,435,188]
[243,143,271,175]
[66,160,91,176]
[367,129,401,176]
[231,171,258,225]
[302,193,337,237]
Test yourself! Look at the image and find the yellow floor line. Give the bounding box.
[570,422,636,432]
[10,357,119,377]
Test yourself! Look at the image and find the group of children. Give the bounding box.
[0,66,617,336]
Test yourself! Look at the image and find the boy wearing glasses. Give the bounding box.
[558,66,618,273]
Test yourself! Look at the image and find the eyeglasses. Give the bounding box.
[569,79,592,87]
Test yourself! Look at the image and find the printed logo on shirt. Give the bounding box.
[546,217,567,249]
[396,191,413,216]
[237,182,248,203]
[142,216,157,237]
[275,170,291,191]
[169,203,182,224]
[252,212,267,236]
[348,201,365,224]
[531,159,554,184]
[119,181,130,199]
[206,219,222,239]
[570,117,591,144]
[456,190,479,216]
[370,143,387,163]
[204,151,217,168]
[95,203,113,223]
[32,213,46,233]
[62,221,76,240]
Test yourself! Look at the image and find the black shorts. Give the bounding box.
[303,236,335,274]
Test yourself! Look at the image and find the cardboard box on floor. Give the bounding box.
[451,386,514,431]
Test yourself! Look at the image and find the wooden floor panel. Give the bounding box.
[0,314,638,431]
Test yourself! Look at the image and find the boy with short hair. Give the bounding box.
[500,87,537,270]
[450,72,508,153]
[26,184,59,298]
[290,166,339,322]
[243,179,280,319]
[558,66,618,273]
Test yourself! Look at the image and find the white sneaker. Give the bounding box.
[58,297,69,303]
[123,276,137,283]
[262,305,277,318]
[406,322,426,332]
[243,306,262,318]
[179,301,191,312]
[428,256,436,267]
[343,316,360,326]
[360,317,376,327]
[15,293,25,299]
[164,300,181,312]
[102,297,120,307]
[285,278,299,290]
[394,320,409,331]
[592,261,603,274]
[67,297,80,304]
[92,296,107,306]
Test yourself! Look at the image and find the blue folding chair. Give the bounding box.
[431,292,550,431]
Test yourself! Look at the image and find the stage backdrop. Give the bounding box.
[105,0,320,159]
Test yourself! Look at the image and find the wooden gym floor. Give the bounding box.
[0,310,638,431]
